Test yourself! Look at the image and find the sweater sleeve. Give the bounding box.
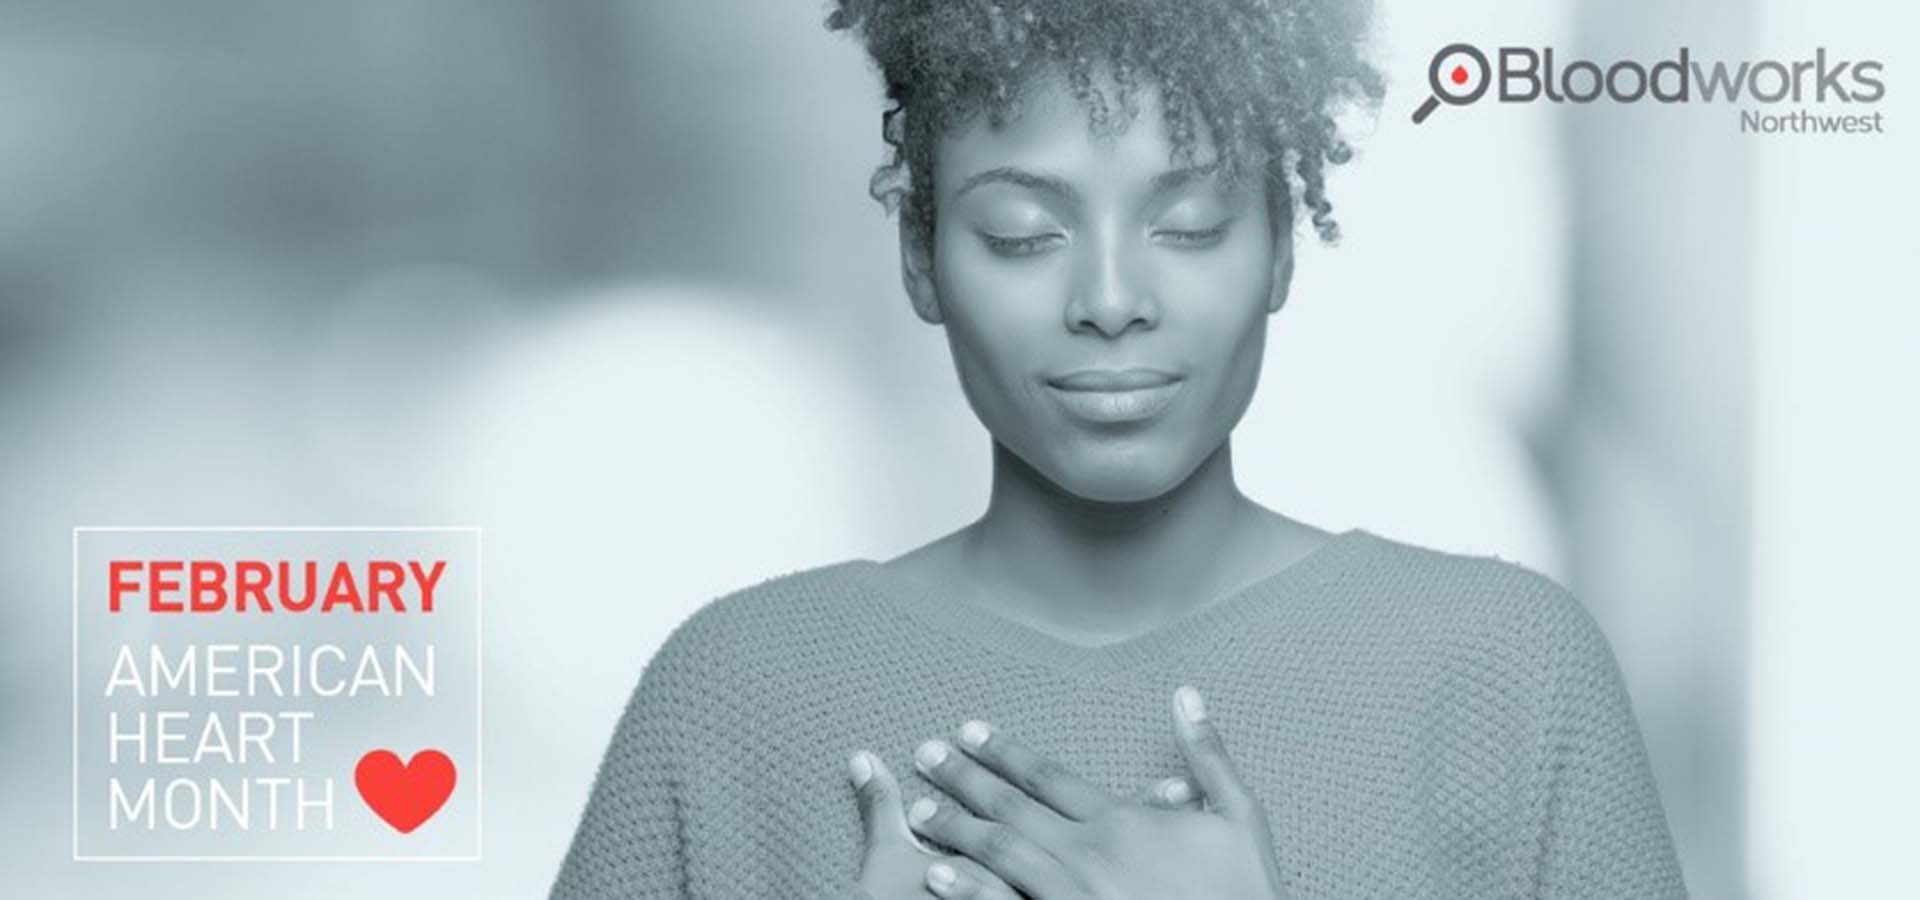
[550,643,693,899]
[1529,586,1690,899]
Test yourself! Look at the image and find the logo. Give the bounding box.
[1412,44,1887,134]
[1412,43,1492,124]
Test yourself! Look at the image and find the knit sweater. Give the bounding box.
[549,527,1689,899]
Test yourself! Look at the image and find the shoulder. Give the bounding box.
[588,561,877,775]
[634,559,878,689]
[1352,530,1614,669]
[1344,531,1640,748]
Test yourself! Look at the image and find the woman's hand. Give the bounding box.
[903,686,1289,900]
[849,748,1026,899]
[849,729,1205,899]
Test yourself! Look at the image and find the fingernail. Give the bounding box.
[958,720,991,749]
[848,751,873,787]
[1163,778,1193,804]
[1175,685,1207,723]
[915,739,949,772]
[908,796,938,827]
[927,862,957,892]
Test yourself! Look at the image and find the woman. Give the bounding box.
[552,1,1689,898]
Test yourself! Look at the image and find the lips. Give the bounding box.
[1046,368,1182,391]
[1044,368,1185,424]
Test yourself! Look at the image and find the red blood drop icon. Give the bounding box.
[1450,65,1469,86]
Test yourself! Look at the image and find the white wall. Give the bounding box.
[1748,2,1919,897]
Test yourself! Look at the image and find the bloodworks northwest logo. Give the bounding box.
[1412,42,1887,134]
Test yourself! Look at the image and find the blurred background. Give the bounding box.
[1,0,1912,897]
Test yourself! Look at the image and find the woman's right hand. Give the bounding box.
[851,749,1018,899]
[848,750,1200,899]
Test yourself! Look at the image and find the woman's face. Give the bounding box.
[902,70,1293,503]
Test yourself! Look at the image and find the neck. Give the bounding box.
[959,438,1277,632]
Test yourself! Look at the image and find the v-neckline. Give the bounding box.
[842,528,1378,683]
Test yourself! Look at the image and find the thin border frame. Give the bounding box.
[70,526,484,863]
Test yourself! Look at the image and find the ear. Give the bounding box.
[1267,226,1296,315]
[1267,194,1297,314]
[898,216,943,325]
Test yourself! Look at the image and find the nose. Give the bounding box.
[1064,226,1158,338]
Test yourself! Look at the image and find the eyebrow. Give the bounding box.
[1149,159,1225,195]
[952,159,1225,202]
[953,167,1073,202]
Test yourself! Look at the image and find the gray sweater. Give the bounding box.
[551,528,1689,898]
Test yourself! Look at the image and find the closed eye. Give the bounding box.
[1153,221,1232,248]
[980,231,1067,257]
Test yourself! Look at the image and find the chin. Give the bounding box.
[1041,446,1196,504]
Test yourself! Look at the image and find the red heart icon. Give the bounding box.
[355,749,456,834]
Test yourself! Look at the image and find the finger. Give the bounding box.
[925,859,1023,900]
[907,795,1080,900]
[1137,775,1202,811]
[916,738,1074,850]
[1170,685,1258,823]
[848,750,933,855]
[951,719,1114,820]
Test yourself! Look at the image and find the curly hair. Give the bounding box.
[825,0,1385,247]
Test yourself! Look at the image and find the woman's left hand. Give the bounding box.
[905,685,1290,900]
